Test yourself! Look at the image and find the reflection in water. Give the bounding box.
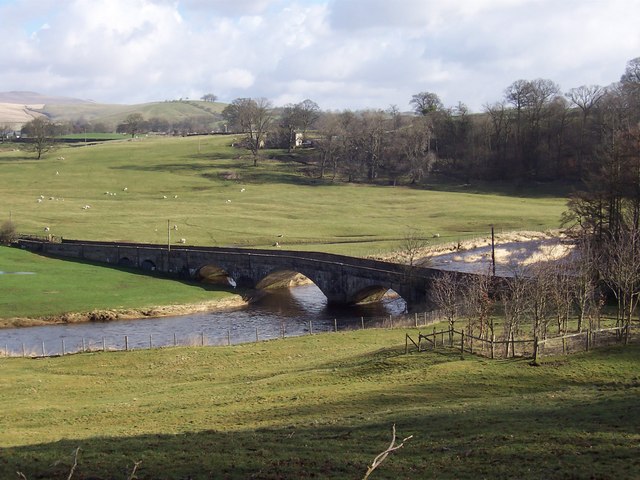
[0,285,406,356]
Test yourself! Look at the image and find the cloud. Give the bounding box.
[0,0,638,111]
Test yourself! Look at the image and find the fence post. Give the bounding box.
[490,334,495,359]
[103,337,106,352]
[228,328,232,345]
[460,331,464,360]
[334,318,338,333]
[82,337,86,353]
[149,334,153,349]
[531,337,540,366]
[361,317,365,330]
[309,320,313,335]
[255,327,259,343]
[585,329,590,352]
[405,334,409,354]
[390,315,393,329]
[42,341,45,357]
[282,321,285,339]
[433,327,437,349]
[174,333,177,347]
[62,339,65,356]
[511,332,516,358]
[414,313,418,328]
[22,343,25,358]
[201,332,205,346]
[125,336,129,351]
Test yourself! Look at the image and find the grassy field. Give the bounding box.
[0,246,240,323]
[0,329,638,479]
[0,135,566,257]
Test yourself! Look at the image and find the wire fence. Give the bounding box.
[0,310,445,359]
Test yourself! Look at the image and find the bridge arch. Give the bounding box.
[140,259,156,271]
[195,264,236,287]
[349,285,406,306]
[118,257,134,268]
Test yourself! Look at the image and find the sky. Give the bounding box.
[0,0,638,112]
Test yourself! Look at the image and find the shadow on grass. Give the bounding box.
[421,177,578,199]
[3,390,637,479]
[111,157,336,187]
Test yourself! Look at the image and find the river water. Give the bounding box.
[0,285,407,357]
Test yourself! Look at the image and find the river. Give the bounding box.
[0,284,407,357]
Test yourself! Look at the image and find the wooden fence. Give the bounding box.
[406,325,637,361]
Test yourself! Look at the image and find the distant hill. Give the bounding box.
[0,92,226,132]
[0,91,92,105]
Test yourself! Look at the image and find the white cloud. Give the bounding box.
[0,0,638,111]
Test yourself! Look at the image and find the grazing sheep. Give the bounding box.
[174,195,178,199]
[36,198,43,203]
[55,171,59,175]
[173,225,178,231]
[179,238,186,244]
[273,242,280,247]
[43,227,50,232]
[240,188,245,192]
[123,187,128,191]
[432,233,440,238]
[49,197,54,200]
[39,195,45,199]
[82,205,91,210]
[163,195,167,199]
[226,199,231,203]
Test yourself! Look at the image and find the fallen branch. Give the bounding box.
[363,424,413,479]
[127,460,142,480]
[66,447,80,480]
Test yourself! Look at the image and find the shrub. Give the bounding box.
[0,220,17,245]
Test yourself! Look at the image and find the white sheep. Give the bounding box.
[179,238,186,244]
[240,188,245,192]
[43,227,50,232]
[226,199,231,203]
[173,225,178,231]
[163,195,167,199]
[123,187,128,191]
[82,205,91,210]
[36,198,43,203]
[432,233,440,238]
[174,195,178,199]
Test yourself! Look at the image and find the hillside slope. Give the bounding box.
[0,91,225,130]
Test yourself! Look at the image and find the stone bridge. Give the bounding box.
[17,238,449,308]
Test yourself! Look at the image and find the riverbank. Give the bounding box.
[0,295,247,329]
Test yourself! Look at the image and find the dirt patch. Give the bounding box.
[0,296,247,329]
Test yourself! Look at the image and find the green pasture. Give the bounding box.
[0,135,566,256]
[0,330,637,479]
[0,246,240,323]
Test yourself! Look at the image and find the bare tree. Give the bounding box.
[400,227,428,268]
[201,93,218,102]
[314,112,343,179]
[21,117,57,159]
[463,270,495,350]
[599,226,640,343]
[431,270,463,343]
[223,97,273,166]
[501,268,529,356]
